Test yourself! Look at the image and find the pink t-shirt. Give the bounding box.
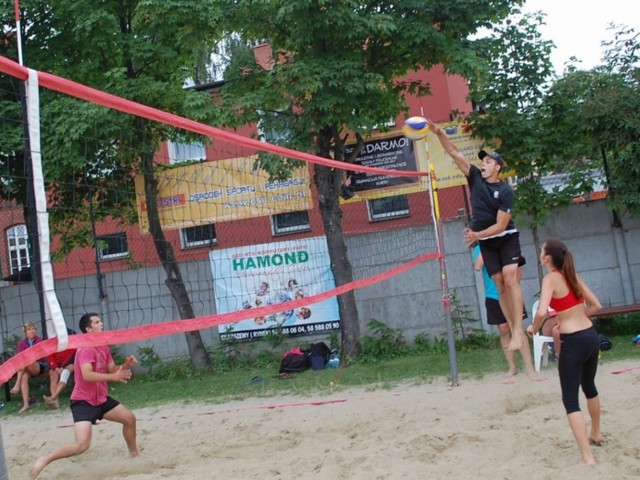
[70,345,113,406]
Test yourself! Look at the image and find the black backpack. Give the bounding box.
[279,348,310,374]
[598,334,612,351]
[309,342,332,370]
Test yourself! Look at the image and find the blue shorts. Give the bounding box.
[70,396,120,424]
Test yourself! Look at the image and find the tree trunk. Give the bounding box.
[140,147,213,371]
[313,162,361,357]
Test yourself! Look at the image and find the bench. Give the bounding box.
[594,303,640,317]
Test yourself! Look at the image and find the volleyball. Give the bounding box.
[402,116,429,140]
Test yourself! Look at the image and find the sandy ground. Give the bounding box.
[2,359,640,480]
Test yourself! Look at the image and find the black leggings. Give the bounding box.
[558,327,600,414]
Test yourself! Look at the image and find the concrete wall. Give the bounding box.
[1,200,638,359]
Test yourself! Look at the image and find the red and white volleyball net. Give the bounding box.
[0,55,460,383]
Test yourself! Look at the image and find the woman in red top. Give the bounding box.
[527,238,603,466]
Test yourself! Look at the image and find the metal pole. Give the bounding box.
[427,163,459,386]
[0,424,8,480]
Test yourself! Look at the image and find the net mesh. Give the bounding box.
[0,56,473,381]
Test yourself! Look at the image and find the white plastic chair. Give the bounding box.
[531,300,556,372]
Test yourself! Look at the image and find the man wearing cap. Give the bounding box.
[427,120,525,351]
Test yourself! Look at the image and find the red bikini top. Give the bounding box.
[549,271,584,312]
[549,291,583,312]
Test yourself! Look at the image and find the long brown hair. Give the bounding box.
[544,238,583,298]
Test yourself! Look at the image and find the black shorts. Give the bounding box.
[485,298,507,325]
[479,232,522,277]
[485,298,528,325]
[70,397,120,424]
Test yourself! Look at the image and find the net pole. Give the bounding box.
[13,0,24,65]
[26,69,68,347]
[427,162,459,386]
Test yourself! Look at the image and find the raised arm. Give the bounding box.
[427,119,471,177]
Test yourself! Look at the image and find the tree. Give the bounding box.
[214,0,522,356]
[463,9,598,278]
[554,26,640,221]
[0,0,226,370]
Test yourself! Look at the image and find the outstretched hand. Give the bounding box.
[426,119,441,135]
[124,355,138,369]
[114,366,133,384]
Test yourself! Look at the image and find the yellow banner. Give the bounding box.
[425,121,485,189]
[135,155,312,232]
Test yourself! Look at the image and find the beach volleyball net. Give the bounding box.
[0,55,468,382]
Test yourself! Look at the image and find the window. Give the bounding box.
[180,224,217,249]
[7,224,30,274]
[367,195,410,221]
[271,211,310,235]
[96,233,128,261]
[168,141,206,164]
[258,109,292,144]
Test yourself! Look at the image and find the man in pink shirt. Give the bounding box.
[30,313,139,479]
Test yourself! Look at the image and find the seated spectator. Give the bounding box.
[10,322,47,413]
[43,329,77,409]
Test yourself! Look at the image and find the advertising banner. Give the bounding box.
[135,155,311,232]
[210,236,340,341]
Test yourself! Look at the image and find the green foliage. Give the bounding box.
[136,345,197,380]
[413,332,449,355]
[2,334,22,357]
[358,318,409,361]
[464,9,588,232]
[447,290,482,340]
[455,330,500,351]
[328,331,340,351]
[109,345,126,366]
[593,313,640,337]
[0,0,225,253]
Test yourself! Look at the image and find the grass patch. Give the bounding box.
[3,333,637,415]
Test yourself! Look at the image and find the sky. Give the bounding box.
[521,0,640,73]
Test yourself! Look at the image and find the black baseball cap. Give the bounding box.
[478,149,504,167]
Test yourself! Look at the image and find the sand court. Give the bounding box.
[3,360,640,479]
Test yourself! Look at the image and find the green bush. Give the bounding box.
[359,318,409,362]
[593,313,640,336]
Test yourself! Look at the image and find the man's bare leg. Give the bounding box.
[500,264,524,351]
[104,404,140,457]
[29,422,92,479]
[497,323,517,376]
